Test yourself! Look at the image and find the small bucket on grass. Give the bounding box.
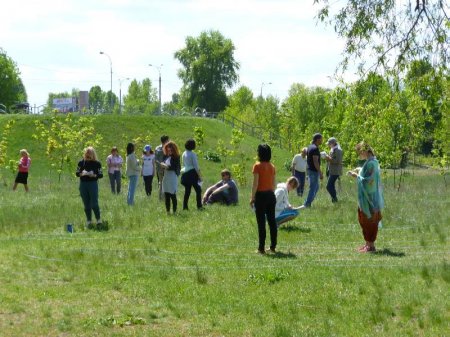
[66,223,74,233]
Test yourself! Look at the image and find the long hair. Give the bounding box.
[126,143,135,155]
[83,146,98,161]
[164,141,180,158]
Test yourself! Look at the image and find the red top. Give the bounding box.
[252,162,275,191]
[18,156,31,173]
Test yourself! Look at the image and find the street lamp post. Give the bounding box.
[260,82,272,97]
[149,64,163,115]
[99,51,113,112]
[118,77,130,114]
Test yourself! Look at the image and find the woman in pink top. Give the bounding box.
[106,146,123,194]
[13,149,31,192]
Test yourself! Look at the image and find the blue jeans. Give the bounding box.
[294,170,305,196]
[326,174,339,202]
[275,208,299,226]
[127,175,138,205]
[304,169,320,207]
[79,181,100,221]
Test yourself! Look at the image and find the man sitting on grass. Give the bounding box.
[202,169,238,206]
[275,176,302,227]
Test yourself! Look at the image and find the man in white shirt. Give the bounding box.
[291,147,307,196]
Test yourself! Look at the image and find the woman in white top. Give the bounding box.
[106,146,123,194]
[141,144,156,197]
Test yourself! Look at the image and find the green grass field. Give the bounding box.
[0,115,449,336]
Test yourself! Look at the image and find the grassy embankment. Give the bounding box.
[0,114,448,337]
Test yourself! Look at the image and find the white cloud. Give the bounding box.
[0,0,350,107]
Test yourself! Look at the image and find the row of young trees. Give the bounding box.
[225,60,448,171]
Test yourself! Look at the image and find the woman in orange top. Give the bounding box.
[250,144,277,254]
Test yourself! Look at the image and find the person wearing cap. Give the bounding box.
[323,137,343,203]
[142,144,156,197]
[302,133,323,208]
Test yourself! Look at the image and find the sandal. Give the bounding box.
[358,245,376,253]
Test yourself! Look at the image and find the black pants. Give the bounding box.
[143,175,154,196]
[255,191,277,251]
[183,183,202,210]
[182,169,202,210]
[326,174,339,202]
[165,193,177,213]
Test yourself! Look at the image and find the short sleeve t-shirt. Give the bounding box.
[306,144,320,172]
[252,162,276,191]
[142,154,155,176]
[292,154,307,172]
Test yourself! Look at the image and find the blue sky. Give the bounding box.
[1,0,356,109]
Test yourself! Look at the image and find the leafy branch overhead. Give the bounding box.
[314,0,449,74]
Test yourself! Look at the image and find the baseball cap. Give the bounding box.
[144,145,152,152]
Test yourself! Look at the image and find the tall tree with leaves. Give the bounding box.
[314,0,449,74]
[174,30,240,112]
[0,48,27,109]
[123,78,158,114]
[89,85,105,113]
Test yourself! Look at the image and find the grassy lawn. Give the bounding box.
[0,115,448,336]
[1,171,448,336]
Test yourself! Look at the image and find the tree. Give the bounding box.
[224,86,256,124]
[33,113,102,182]
[122,78,158,114]
[404,60,446,154]
[89,86,105,113]
[0,119,16,185]
[0,48,27,109]
[315,0,449,74]
[174,30,240,112]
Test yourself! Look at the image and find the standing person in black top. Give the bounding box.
[302,133,323,208]
[76,147,103,228]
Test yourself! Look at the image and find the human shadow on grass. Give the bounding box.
[278,225,311,233]
[374,248,406,257]
[265,251,297,259]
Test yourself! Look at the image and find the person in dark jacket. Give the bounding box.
[76,146,103,228]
